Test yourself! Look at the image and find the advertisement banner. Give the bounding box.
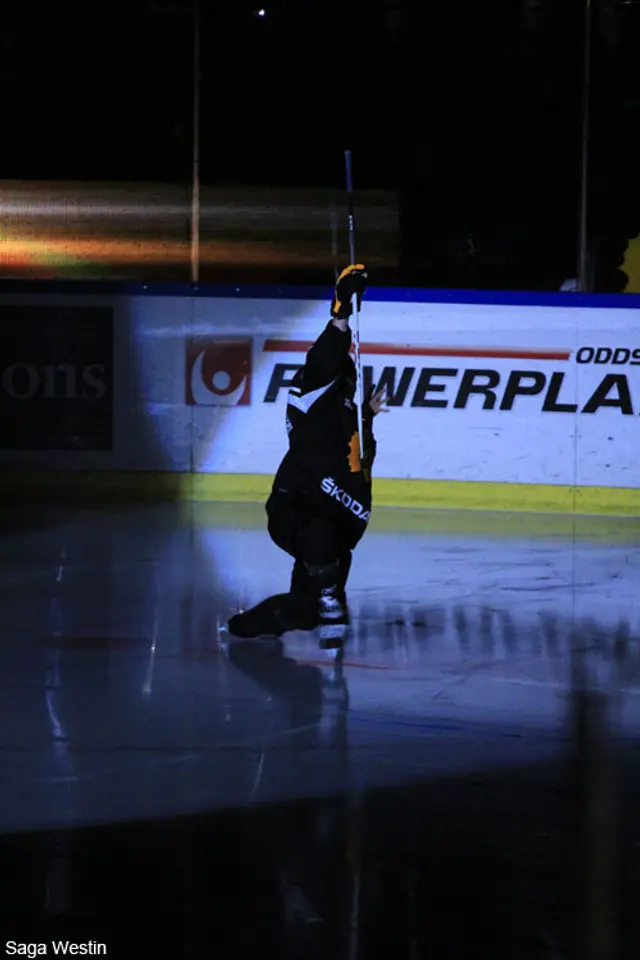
[184,297,640,488]
[0,305,113,450]
[1,288,638,499]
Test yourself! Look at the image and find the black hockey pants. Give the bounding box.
[226,491,354,638]
[266,490,353,611]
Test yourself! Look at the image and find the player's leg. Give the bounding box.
[225,494,314,639]
[224,494,352,641]
[267,493,320,630]
[225,591,291,639]
[290,548,351,605]
[336,550,352,606]
[283,515,352,646]
[266,493,353,643]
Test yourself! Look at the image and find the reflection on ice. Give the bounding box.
[0,504,638,833]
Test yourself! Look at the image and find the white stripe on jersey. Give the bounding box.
[287,377,337,414]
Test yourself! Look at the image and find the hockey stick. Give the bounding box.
[344,151,365,958]
[344,150,365,463]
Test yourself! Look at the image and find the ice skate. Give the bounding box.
[317,587,350,649]
[224,592,318,641]
[224,595,285,641]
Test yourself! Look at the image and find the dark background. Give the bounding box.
[0,306,113,450]
[1,0,640,289]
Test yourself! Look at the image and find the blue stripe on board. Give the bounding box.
[1,279,640,309]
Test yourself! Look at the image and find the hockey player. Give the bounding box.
[225,264,386,646]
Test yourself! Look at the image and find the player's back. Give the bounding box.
[271,370,373,540]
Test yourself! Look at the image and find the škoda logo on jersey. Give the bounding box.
[262,339,640,416]
[186,338,252,406]
[321,477,370,522]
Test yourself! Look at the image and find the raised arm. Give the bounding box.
[302,265,367,389]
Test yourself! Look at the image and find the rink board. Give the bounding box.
[0,283,639,514]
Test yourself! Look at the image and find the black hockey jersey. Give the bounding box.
[270,320,376,547]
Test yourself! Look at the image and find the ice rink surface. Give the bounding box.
[1,501,640,957]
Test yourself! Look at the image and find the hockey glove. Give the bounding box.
[331,264,367,320]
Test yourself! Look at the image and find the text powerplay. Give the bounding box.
[265,357,640,415]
